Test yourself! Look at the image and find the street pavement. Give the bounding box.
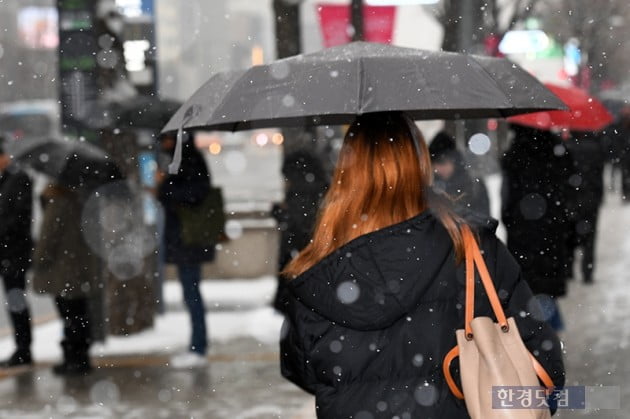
[0,337,314,419]
[554,191,630,418]
[0,190,629,418]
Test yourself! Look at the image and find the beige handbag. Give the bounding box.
[442,226,555,419]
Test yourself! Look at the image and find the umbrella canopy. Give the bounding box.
[508,83,614,131]
[162,42,566,134]
[7,137,122,191]
[113,95,182,130]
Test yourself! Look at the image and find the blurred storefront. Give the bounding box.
[0,1,59,103]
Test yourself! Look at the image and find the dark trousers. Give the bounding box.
[55,296,91,359]
[177,264,207,355]
[568,209,600,281]
[1,270,32,352]
[579,214,598,282]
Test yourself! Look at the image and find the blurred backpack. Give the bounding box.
[176,186,227,247]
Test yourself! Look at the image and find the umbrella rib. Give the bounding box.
[203,71,250,132]
[357,56,365,116]
[466,56,513,116]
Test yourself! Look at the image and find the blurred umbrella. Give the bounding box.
[163,42,565,134]
[114,95,182,130]
[7,137,123,191]
[508,83,614,131]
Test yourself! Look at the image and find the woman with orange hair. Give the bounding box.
[279,112,564,418]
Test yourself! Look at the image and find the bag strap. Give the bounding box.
[531,353,556,390]
[443,346,464,399]
[443,225,555,399]
[461,225,509,339]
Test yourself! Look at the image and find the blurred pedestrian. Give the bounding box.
[600,117,624,192]
[280,113,564,417]
[501,125,574,331]
[157,133,213,368]
[0,138,34,368]
[609,106,630,200]
[32,183,99,375]
[429,131,490,216]
[272,150,328,312]
[564,131,605,283]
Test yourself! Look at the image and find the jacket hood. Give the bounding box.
[287,211,497,331]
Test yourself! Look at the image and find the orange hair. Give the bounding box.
[282,112,465,278]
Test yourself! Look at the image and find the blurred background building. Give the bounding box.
[2,0,628,102]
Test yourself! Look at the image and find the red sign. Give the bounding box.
[317,4,397,47]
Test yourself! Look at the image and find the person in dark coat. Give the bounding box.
[501,125,574,330]
[429,131,490,216]
[272,150,328,312]
[564,131,605,283]
[0,139,33,368]
[32,183,100,375]
[157,133,213,368]
[280,113,565,418]
[600,111,626,192]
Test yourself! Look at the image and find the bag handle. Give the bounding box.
[461,225,509,339]
[442,346,555,400]
[443,345,465,399]
[442,225,555,399]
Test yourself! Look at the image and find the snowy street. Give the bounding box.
[0,0,627,417]
[0,277,315,418]
[555,191,630,418]
[0,190,627,418]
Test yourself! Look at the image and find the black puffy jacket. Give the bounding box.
[280,211,565,418]
[501,128,574,297]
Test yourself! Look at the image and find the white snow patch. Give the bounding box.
[484,173,506,242]
[0,277,283,362]
[163,276,276,308]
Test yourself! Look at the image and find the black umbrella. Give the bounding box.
[161,70,245,135]
[162,42,566,134]
[8,137,123,191]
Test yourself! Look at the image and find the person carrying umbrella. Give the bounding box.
[564,130,605,283]
[501,125,574,330]
[279,112,564,417]
[161,42,568,417]
[506,83,614,289]
[0,137,34,368]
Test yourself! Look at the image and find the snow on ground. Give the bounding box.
[0,276,283,362]
[163,275,276,309]
[484,172,506,242]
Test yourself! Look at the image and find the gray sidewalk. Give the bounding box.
[0,192,629,418]
[555,192,630,418]
[0,337,314,419]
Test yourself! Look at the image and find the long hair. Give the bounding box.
[282,112,465,278]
